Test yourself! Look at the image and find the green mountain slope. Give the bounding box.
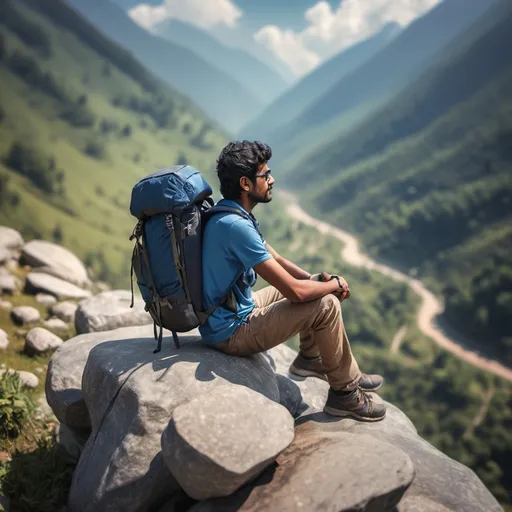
[239,23,400,140]
[301,25,512,365]
[153,19,290,105]
[0,0,226,286]
[67,0,262,133]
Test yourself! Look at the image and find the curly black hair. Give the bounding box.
[216,140,272,200]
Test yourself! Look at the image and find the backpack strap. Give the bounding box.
[203,205,264,241]
[201,205,263,321]
[129,220,168,353]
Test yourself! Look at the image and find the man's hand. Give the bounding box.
[310,273,350,302]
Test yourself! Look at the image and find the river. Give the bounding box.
[279,191,512,383]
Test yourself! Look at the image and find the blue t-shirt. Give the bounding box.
[199,199,272,343]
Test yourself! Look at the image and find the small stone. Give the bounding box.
[35,367,44,373]
[36,293,58,307]
[0,369,39,389]
[51,301,78,323]
[25,327,64,356]
[5,259,18,273]
[0,329,8,349]
[43,317,69,333]
[0,299,12,311]
[0,273,16,294]
[10,306,41,325]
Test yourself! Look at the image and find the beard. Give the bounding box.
[249,188,272,204]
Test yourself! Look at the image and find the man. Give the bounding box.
[200,140,386,421]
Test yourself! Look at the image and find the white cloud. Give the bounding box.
[255,0,442,76]
[254,26,321,77]
[128,0,242,32]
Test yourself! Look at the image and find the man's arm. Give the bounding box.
[254,257,348,303]
[265,243,311,280]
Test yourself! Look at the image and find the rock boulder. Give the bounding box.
[25,273,91,300]
[162,384,294,500]
[74,290,152,334]
[25,327,63,356]
[21,240,90,287]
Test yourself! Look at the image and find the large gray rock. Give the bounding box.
[162,384,294,500]
[74,290,152,334]
[25,273,91,300]
[21,240,89,287]
[191,429,414,512]
[10,306,40,325]
[25,327,63,356]
[51,300,78,323]
[0,226,23,260]
[46,325,282,512]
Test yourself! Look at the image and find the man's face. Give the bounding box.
[248,162,274,204]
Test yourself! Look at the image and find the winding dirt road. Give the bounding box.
[280,191,512,383]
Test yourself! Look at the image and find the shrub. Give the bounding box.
[121,124,132,137]
[0,436,76,512]
[4,142,63,195]
[6,51,64,101]
[0,372,34,438]
[83,141,106,160]
[100,118,119,135]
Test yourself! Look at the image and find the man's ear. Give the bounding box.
[240,176,251,192]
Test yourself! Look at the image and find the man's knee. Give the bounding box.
[320,293,341,313]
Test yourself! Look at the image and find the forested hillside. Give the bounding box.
[265,0,497,173]
[294,0,512,367]
[0,0,226,287]
[67,0,262,133]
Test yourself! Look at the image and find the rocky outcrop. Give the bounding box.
[44,326,501,512]
[74,290,152,334]
[21,240,90,288]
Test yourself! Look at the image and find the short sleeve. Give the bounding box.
[228,218,272,270]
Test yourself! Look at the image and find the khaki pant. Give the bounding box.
[216,286,361,390]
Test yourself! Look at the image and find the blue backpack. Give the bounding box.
[129,165,260,353]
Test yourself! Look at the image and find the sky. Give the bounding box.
[121,0,443,77]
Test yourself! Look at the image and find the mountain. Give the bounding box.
[298,0,512,366]
[240,23,400,141]
[66,0,262,133]
[153,19,290,105]
[0,0,226,286]
[264,0,498,173]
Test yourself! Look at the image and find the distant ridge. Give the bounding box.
[67,0,262,133]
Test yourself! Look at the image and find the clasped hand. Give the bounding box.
[310,272,350,302]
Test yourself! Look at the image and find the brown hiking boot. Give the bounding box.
[359,373,384,391]
[289,353,327,381]
[290,354,384,392]
[323,387,386,422]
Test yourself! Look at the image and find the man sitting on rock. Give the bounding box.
[200,140,386,421]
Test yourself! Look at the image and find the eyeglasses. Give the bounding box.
[254,169,272,182]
